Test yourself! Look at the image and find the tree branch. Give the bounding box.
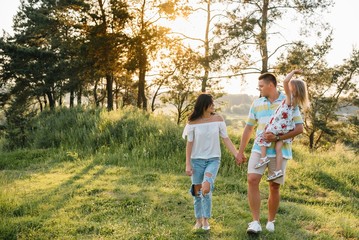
[168,32,205,43]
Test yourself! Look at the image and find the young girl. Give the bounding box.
[254,69,309,181]
[182,93,238,230]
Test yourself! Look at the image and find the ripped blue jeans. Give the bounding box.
[190,157,220,219]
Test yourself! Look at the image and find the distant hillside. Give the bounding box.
[336,105,359,117]
[218,94,257,106]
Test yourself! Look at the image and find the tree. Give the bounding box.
[77,0,131,111]
[158,43,224,124]
[169,0,227,93]
[216,0,334,77]
[125,0,190,110]
[0,0,66,111]
[160,46,202,124]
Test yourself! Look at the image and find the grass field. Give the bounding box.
[0,108,358,239]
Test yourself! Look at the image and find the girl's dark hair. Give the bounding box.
[188,93,214,122]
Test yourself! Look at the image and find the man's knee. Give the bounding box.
[269,181,280,192]
[247,174,261,186]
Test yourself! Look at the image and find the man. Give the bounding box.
[236,72,304,233]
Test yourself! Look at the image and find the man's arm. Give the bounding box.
[236,124,254,165]
[264,123,303,142]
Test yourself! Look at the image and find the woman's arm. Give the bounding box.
[222,137,238,157]
[186,141,193,176]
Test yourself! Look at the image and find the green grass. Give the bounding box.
[0,108,358,239]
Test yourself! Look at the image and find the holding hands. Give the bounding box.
[235,152,246,165]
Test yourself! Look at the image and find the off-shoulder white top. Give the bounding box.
[182,121,228,159]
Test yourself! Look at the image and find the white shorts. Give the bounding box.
[247,152,288,185]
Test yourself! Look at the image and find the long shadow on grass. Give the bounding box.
[0,149,88,186]
[0,149,56,186]
[312,171,358,199]
[109,164,357,239]
[111,169,321,240]
[283,171,358,217]
[9,160,107,226]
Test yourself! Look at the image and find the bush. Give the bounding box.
[25,106,185,162]
[29,106,102,151]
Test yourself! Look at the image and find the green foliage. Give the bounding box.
[0,148,52,170]
[276,41,359,150]
[0,107,358,239]
[27,107,185,163]
[3,99,37,150]
[29,107,102,150]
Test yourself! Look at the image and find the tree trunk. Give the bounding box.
[115,79,119,110]
[137,43,147,110]
[94,80,99,107]
[43,94,47,108]
[106,73,113,111]
[202,0,211,92]
[260,0,269,73]
[46,91,55,110]
[70,90,74,108]
[137,66,147,110]
[309,131,314,149]
[177,109,181,125]
[77,84,82,106]
[37,96,43,112]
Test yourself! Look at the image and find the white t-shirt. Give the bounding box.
[182,121,229,159]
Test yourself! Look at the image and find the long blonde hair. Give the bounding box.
[290,79,310,111]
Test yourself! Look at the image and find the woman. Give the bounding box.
[182,93,238,230]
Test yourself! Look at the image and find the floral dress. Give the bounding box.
[255,99,295,147]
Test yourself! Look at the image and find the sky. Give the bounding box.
[1,1,358,96]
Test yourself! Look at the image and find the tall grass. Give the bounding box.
[27,107,185,170]
[0,107,358,239]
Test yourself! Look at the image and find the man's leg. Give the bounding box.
[265,157,288,232]
[268,181,280,221]
[247,173,262,221]
[247,152,266,233]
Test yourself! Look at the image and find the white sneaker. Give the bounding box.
[193,223,202,230]
[202,225,210,230]
[266,220,275,232]
[247,220,262,234]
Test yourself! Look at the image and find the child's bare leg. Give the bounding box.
[275,141,283,171]
[260,145,267,159]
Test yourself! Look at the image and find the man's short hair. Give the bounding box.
[258,72,277,87]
